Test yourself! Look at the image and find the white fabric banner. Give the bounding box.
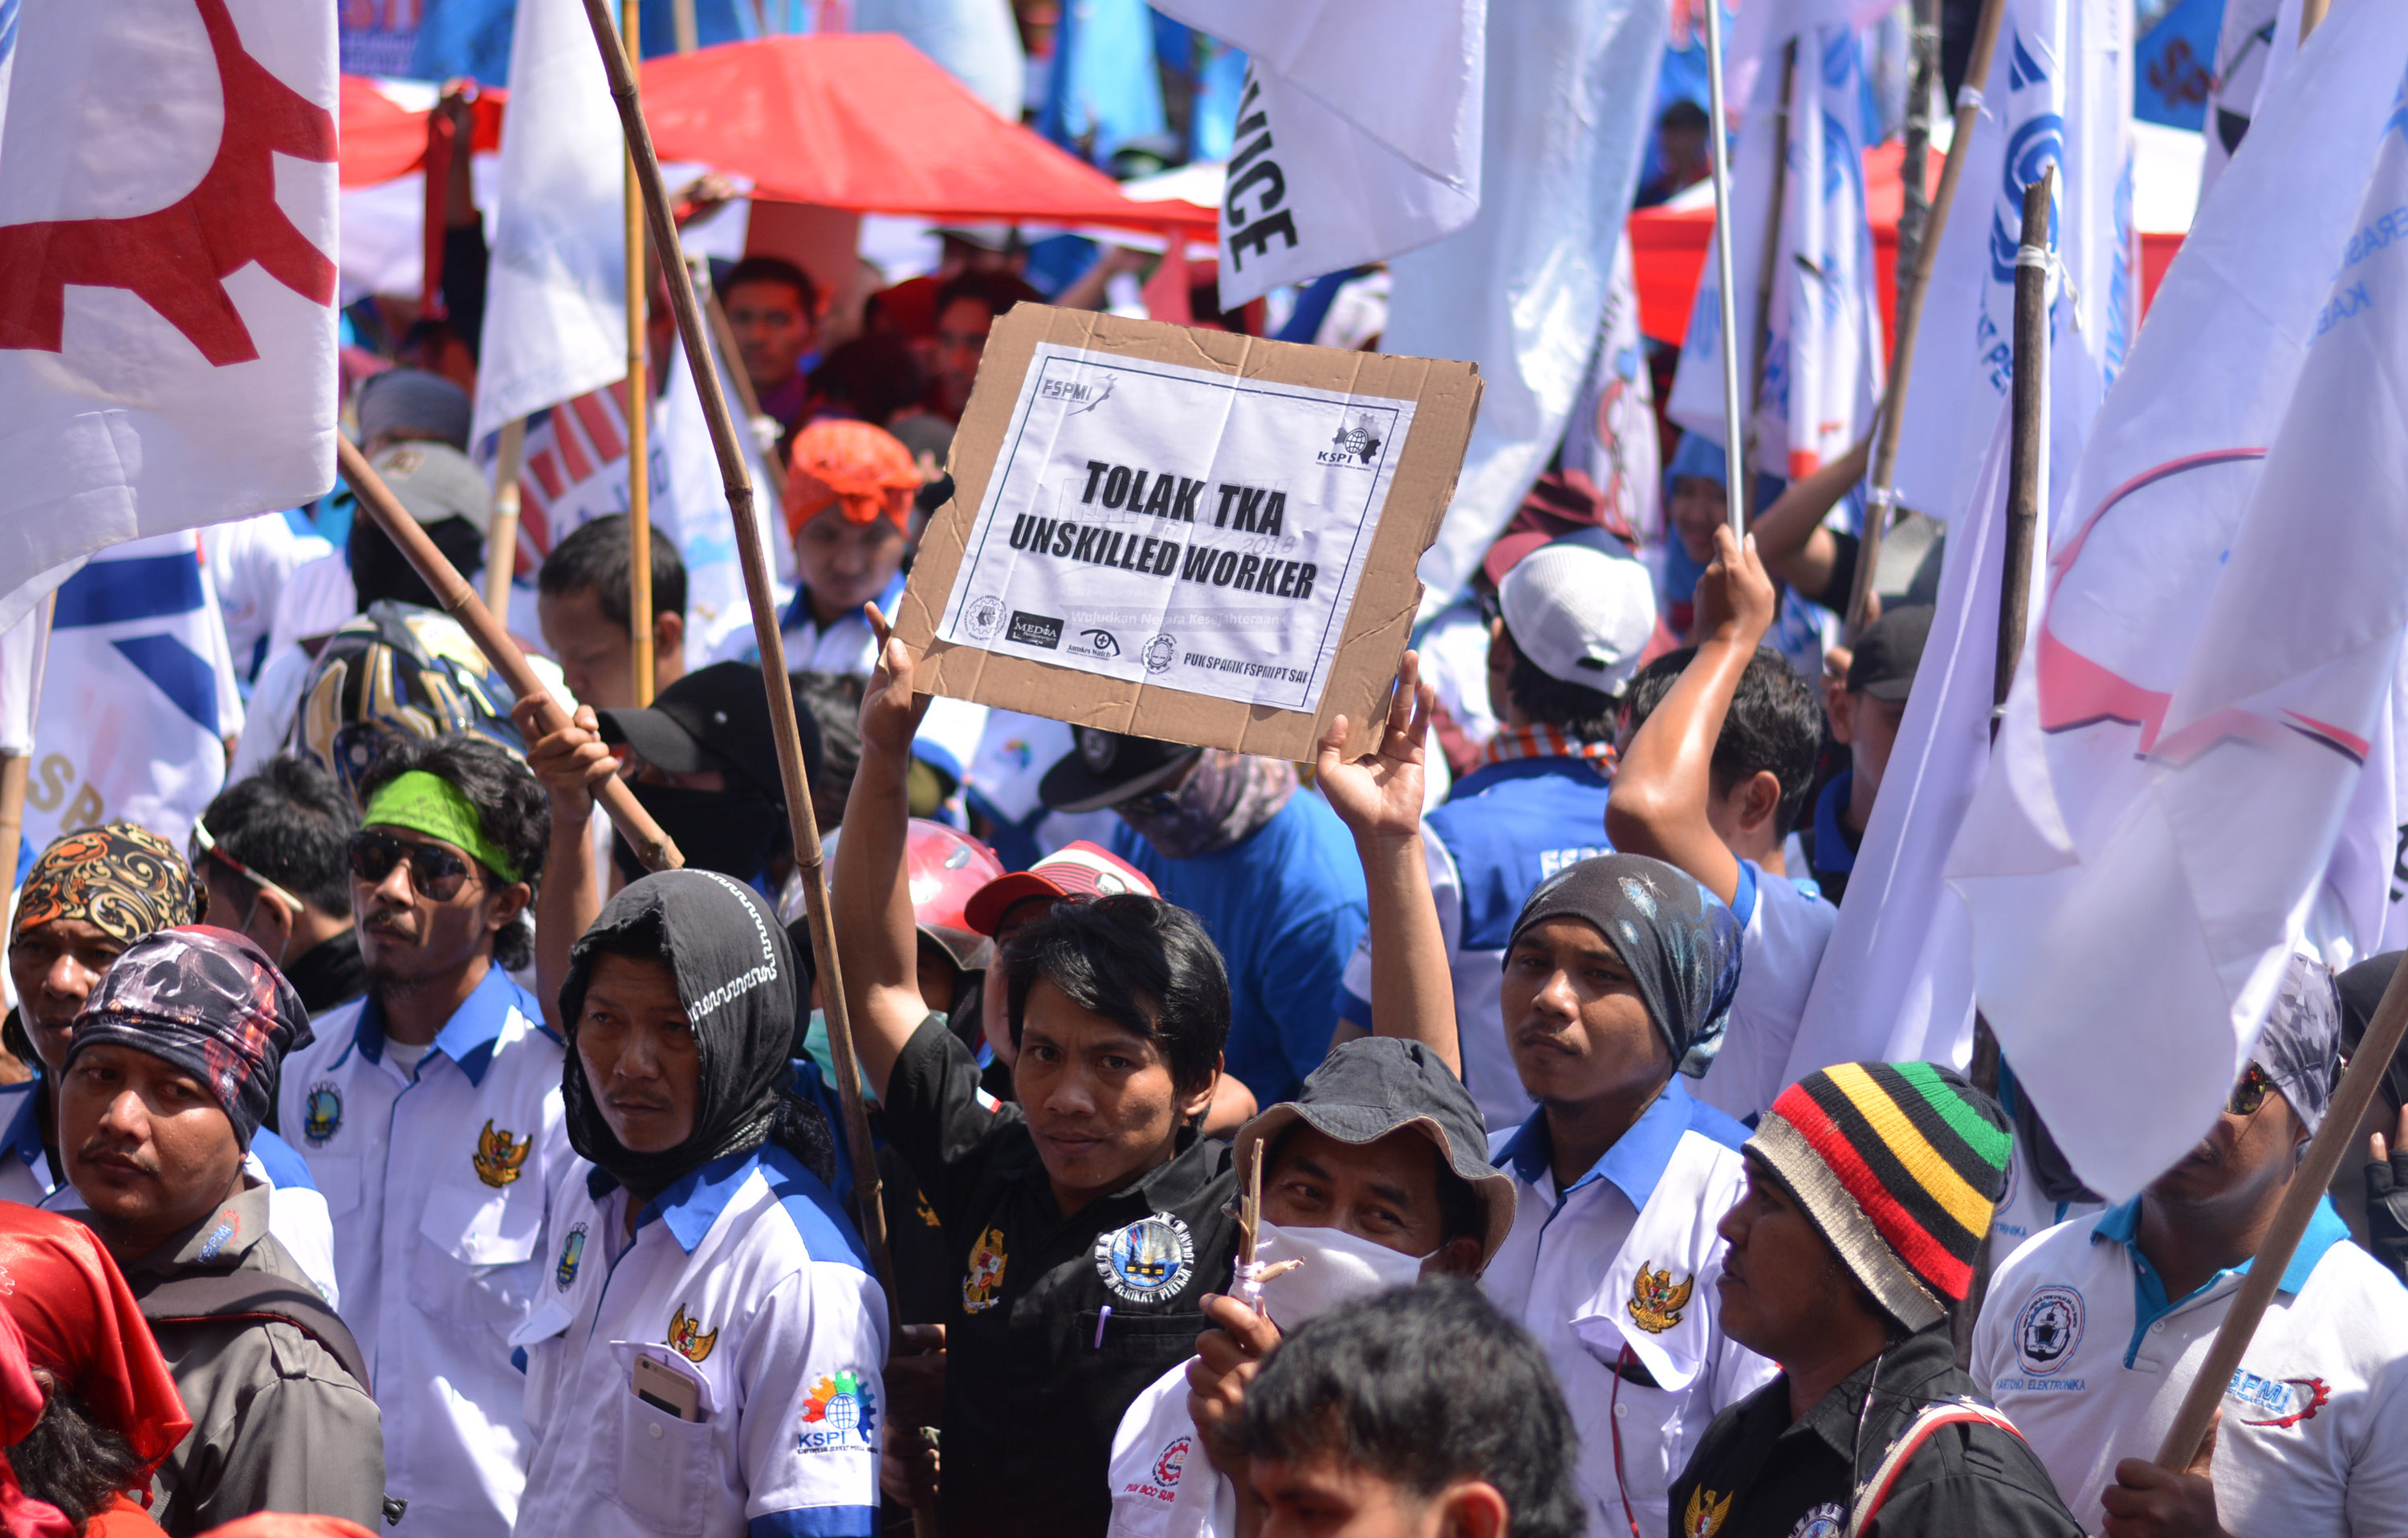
[2196,0,2294,205]
[1385,0,1666,608]
[470,0,628,447]
[23,532,243,855]
[0,0,339,625]
[0,604,54,759]
[1149,0,1485,311]
[1889,0,2134,526]
[1668,20,1885,482]
[1563,242,1664,544]
[1943,1,2408,1200]
[1782,400,2028,1088]
[656,339,783,669]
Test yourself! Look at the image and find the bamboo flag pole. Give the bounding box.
[621,0,657,707]
[1743,40,1800,490]
[702,279,788,504]
[337,437,685,873]
[485,419,527,622]
[673,0,700,52]
[1702,0,1750,537]
[575,0,897,1298]
[1845,0,2010,637]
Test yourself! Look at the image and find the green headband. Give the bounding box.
[362,771,523,885]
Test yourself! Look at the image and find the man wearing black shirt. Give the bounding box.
[836,629,1457,1535]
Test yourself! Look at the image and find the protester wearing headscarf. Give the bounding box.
[1324,698,1771,1538]
[1673,1062,2081,1538]
[1974,951,2408,1538]
[0,1204,191,1538]
[47,927,383,1537]
[514,870,881,1538]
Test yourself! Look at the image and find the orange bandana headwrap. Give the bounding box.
[782,419,920,537]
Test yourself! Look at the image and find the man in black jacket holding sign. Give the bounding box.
[52,925,386,1536]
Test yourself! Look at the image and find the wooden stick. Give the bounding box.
[673,0,699,52]
[1846,0,2010,637]
[1701,0,1750,536]
[1994,169,2052,722]
[485,419,527,622]
[622,0,655,708]
[2300,0,2331,41]
[1894,0,1942,303]
[336,437,685,873]
[0,755,29,919]
[1743,40,1800,491]
[576,0,896,1301]
[2154,952,2408,1470]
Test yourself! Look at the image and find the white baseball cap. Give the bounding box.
[1496,528,1658,694]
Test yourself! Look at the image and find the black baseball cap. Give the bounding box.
[1037,727,1202,815]
[1232,1038,1518,1268]
[595,661,823,802]
[1846,604,1934,703]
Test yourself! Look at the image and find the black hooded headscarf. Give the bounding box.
[1506,852,1743,1064]
[559,869,835,1192]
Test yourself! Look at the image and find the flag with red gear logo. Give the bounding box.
[0,0,339,625]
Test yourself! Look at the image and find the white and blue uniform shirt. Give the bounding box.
[512,1144,887,1538]
[275,966,571,1538]
[1973,1197,2408,1538]
[1483,1079,1777,1538]
[1339,755,1614,1130]
[0,1078,343,1305]
[1690,858,1837,1124]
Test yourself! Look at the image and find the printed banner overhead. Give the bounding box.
[1148,0,1487,311]
[897,305,1480,762]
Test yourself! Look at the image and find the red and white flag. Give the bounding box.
[1944,1,2408,1199]
[0,0,339,625]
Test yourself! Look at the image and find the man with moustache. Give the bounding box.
[277,734,573,1538]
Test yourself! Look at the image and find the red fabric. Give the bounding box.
[190,1519,375,1538]
[83,1498,168,1538]
[336,38,1214,235]
[0,1206,193,1481]
[1627,142,2185,345]
[0,1313,71,1538]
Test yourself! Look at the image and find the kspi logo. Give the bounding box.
[1315,411,1385,468]
[798,1372,879,1454]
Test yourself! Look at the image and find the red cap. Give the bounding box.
[906,820,1008,971]
[964,840,1159,936]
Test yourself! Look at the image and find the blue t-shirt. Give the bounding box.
[1111,794,1369,1107]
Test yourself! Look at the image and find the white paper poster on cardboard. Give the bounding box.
[934,342,1420,713]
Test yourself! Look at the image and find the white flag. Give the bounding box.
[1149,0,1485,311]
[1889,0,2134,526]
[1669,19,1885,483]
[471,0,627,447]
[2197,0,2294,203]
[1943,2,2408,1200]
[1563,242,1663,545]
[24,533,243,855]
[1781,401,2028,1090]
[1385,0,1666,607]
[0,0,339,624]
[0,604,55,760]
[657,340,782,669]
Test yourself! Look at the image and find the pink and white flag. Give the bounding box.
[0,0,339,625]
[1944,0,2408,1199]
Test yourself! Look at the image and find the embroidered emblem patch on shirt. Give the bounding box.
[302,1081,342,1146]
[669,1304,719,1363]
[1786,1501,1845,1538]
[1682,1487,1732,1537]
[473,1119,531,1187]
[1153,1437,1189,1490]
[915,1189,942,1228]
[1093,1212,1195,1302]
[1626,1260,1694,1334]
[2015,1285,2085,1376]
[2229,1370,2329,1428]
[195,1206,240,1263]
[555,1222,588,1292]
[798,1371,877,1453]
[962,1225,1007,1312]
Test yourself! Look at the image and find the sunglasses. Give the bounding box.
[2227,1062,2275,1118]
[348,828,481,902]
[190,817,304,915]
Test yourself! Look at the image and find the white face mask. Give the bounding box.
[1250,1219,1432,1331]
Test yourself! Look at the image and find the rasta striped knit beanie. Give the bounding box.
[1747,1061,2011,1333]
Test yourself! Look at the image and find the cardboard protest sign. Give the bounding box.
[896,304,1482,761]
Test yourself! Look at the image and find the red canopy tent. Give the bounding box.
[1626,140,2185,346]
[335,35,1214,234]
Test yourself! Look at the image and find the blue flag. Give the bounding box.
[2135,0,2222,130]
[1036,0,1167,165]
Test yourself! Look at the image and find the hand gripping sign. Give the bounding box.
[896,306,1482,761]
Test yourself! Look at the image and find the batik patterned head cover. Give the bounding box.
[11,824,204,947]
[1504,852,1741,1063]
[0,1204,192,1481]
[67,926,314,1153]
[1748,1061,2012,1333]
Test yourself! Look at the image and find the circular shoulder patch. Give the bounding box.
[2015,1284,2085,1377]
[1785,1503,1845,1538]
[1092,1211,1196,1302]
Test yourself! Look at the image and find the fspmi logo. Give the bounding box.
[1316,411,1385,469]
[1041,374,1116,416]
[1007,611,1064,649]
